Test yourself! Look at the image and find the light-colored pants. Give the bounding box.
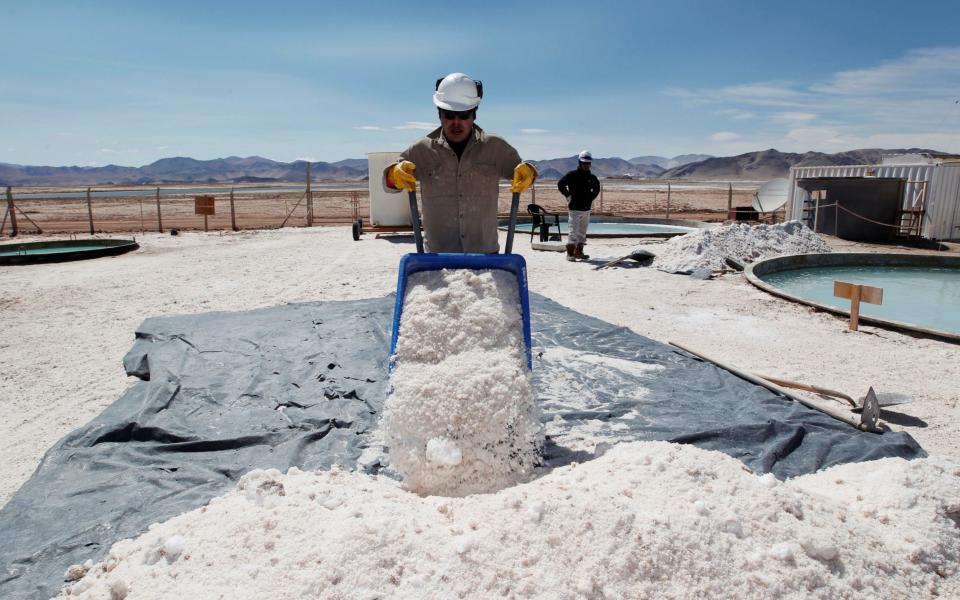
[567,210,591,245]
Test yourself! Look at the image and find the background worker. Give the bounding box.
[383,72,537,253]
[558,150,601,261]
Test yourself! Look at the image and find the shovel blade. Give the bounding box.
[859,387,881,431]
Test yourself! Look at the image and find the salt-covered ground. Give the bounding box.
[60,443,960,599]
[1,225,958,597]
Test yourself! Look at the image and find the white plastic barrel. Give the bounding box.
[367,152,411,227]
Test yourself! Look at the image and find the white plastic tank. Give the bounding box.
[367,152,411,227]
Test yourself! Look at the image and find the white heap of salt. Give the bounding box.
[650,220,831,274]
[381,268,543,497]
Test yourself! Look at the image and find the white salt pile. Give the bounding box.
[381,269,543,496]
[60,442,960,599]
[650,221,831,274]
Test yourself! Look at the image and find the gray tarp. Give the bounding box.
[0,293,923,599]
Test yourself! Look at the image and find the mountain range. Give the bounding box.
[0,149,951,186]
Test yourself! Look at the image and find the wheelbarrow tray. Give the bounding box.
[389,253,533,370]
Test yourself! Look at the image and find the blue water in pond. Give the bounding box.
[0,244,119,256]
[507,221,696,235]
[761,265,960,334]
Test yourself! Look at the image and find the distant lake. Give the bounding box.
[11,179,760,199]
[11,183,364,199]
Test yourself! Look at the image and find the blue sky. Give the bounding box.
[3,0,959,166]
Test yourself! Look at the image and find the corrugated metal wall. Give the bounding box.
[786,163,960,240]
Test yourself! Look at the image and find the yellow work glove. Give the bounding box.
[511,162,537,193]
[388,160,417,192]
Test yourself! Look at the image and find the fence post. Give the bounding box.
[727,183,733,220]
[230,188,237,231]
[666,182,671,220]
[599,182,603,212]
[86,187,95,235]
[306,162,313,227]
[5,187,18,237]
[156,187,163,232]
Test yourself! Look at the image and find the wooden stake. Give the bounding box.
[156,187,163,232]
[834,280,883,331]
[230,188,237,231]
[86,187,95,235]
[204,214,208,232]
[5,187,17,237]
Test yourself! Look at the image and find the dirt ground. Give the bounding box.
[3,182,766,234]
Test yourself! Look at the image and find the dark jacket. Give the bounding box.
[558,168,601,211]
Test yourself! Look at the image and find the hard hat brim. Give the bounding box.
[433,92,480,112]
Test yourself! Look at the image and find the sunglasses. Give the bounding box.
[440,109,475,120]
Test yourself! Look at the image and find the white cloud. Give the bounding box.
[296,156,317,162]
[709,131,741,142]
[785,127,848,147]
[666,46,960,153]
[99,148,116,153]
[155,145,169,150]
[813,47,960,96]
[520,128,548,134]
[394,122,435,131]
[354,125,383,131]
[718,109,757,121]
[771,112,817,124]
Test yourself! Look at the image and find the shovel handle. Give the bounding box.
[505,192,520,254]
[756,374,857,407]
[407,190,424,253]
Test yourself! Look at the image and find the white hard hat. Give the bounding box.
[433,73,483,111]
[578,150,593,162]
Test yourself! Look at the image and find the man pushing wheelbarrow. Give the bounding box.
[379,74,542,496]
[383,72,538,252]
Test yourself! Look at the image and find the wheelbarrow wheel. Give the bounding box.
[352,219,362,241]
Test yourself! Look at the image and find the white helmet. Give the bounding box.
[578,150,593,163]
[433,73,483,111]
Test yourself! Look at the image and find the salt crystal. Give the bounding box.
[769,542,795,561]
[425,437,463,466]
[162,535,185,560]
[64,564,87,582]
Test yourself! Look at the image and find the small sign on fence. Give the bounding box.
[194,195,216,216]
[833,280,883,331]
[194,195,216,232]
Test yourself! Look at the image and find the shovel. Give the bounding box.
[592,249,656,270]
[756,374,912,408]
[391,190,532,369]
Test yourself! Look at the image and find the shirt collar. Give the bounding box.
[430,124,485,148]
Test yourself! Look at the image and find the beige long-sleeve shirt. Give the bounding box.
[384,125,523,253]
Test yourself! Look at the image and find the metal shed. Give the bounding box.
[785,156,960,241]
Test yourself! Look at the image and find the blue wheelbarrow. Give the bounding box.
[389,190,532,370]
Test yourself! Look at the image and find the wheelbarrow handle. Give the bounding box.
[504,192,520,254]
[407,190,424,254]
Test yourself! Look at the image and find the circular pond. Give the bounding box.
[500,216,712,239]
[746,253,960,341]
[0,239,139,265]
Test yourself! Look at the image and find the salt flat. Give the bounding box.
[1,226,958,508]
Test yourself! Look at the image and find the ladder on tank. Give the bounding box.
[801,190,826,232]
[896,180,927,238]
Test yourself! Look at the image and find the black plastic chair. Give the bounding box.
[527,203,562,242]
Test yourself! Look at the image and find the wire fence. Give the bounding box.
[2,182,767,236]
